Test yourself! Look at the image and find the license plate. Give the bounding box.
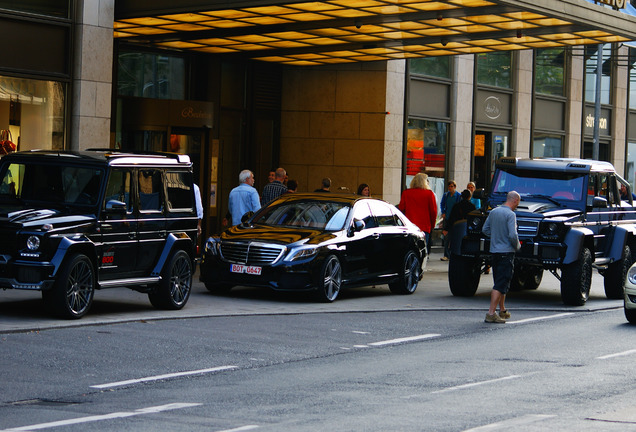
[231,264,262,275]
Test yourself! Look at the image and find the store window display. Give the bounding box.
[0,76,65,153]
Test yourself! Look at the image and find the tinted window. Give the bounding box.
[352,201,376,229]
[368,200,399,227]
[253,200,350,231]
[492,169,585,202]
[104,169,133,212]
[166,171,193,211]
[138,169,163,212]
[0,162,103,206]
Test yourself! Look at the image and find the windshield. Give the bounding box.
[0,162,104,207]
[492,168,586,202]
[252,200,351,231]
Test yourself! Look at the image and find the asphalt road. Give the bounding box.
[1,248,634,432]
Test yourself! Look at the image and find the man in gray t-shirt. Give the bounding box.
[482,191,521,323]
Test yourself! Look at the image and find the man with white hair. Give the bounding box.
[482,190,521,323]
[229,169,261,225]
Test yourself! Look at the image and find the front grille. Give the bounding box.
[517,219,539,236]
[220,241,285,265]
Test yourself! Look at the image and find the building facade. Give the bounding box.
[4,0,636,237]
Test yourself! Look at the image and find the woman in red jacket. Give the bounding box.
[398,173,437,255]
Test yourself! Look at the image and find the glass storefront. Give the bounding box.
[118,51,185,100]
[476,52,512,88]
[0,76,65,154]
[585,44,612,105]
[532,135,562,158]
[406,119,447,200]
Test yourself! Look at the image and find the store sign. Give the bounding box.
[171,101,214,128]
[584,106,612,135]
[596,0,625,9]
[484,96,502,120]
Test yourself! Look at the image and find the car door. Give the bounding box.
[367,200,410,276]
[98,168,138,280]
[588,172,619,260]
[136,168,167,275]
[341,201,379,283]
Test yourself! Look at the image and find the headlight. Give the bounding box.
[205,237,220,255]
[628,265,636,285]
[468,217,483,231]
[540,222,561,239]
[286,247,318,262]
[26,235,41,251]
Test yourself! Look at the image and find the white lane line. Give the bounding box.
[461,414,556,431]
[432,374,522,394]
[352,331,370,334]
[1,402,201,431]
[90,365,238,389]
[597,348,636,360]
[368,333,441,346]
[216,426,259,432]
[506,313,574,324]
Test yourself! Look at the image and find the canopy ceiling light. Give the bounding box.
[115,0,636,66]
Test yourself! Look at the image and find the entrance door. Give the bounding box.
[473,130,509,192]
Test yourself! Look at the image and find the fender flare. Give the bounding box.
[151,232,193,277]
[49,236,97,277]
[563,227,593,265]
[606,225,636,262]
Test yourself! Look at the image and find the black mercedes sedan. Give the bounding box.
[200,193,427,302]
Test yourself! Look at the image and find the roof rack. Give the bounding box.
[85,148,190,163]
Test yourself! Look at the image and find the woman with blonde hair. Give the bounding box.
[398,173,437,255]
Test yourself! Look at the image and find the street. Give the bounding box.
[1,248,635,431]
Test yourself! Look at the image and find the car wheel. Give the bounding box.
[510,264,543,291]
[389,250,421,294]
[44,253,95,319]
[149,250,192,310]
[204,282,234,295]
[625,301,636,324]
[604,245,632,299]
[448,253,481,297]
[315,255,342,302]
[561,247,592,306]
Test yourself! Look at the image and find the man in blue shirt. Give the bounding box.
[482,191,521,323]
[440,180,461,260]
[229,170,261,225]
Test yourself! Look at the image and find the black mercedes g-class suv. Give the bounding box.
[0,150,198,318]
[448,157,636,305]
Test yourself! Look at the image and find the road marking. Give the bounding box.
[597,348,636,359]
[352,331,370,334]
[216,426,259,432]
[1,402,201,431]
[461,414,556,431]
[432,374,522,394]
[368,333,441,346]
[90,366,238,389]
[506,313,574,324]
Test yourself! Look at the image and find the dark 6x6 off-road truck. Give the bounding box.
[448,157,636,306]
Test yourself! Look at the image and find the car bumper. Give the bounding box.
[461,237,564,267]
[625,280,636,310]
[200,254,317,292]
[0,260,55,290]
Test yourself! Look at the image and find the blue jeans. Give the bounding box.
[492,253,514,294]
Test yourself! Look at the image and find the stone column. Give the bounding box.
[565,47,584,158]
[613,44,628,174]
[449,54,474,188]
[513,50,533,157]
[71,0,114,150]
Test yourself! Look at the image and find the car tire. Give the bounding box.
[604,245,632,300]
[448,253,480,297]
[204,282,234,295]
[561,247,592,306]
[510,264,543,291]
[149,250,192,310]
[44,253,95,319]
[625,301,636,324]
[389,250,421,294]
[315,255,342,302]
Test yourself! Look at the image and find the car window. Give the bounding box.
[166,171,194,211]
[351,201,376,229]
[493,168,585,201]
[367,200,400,227]
[0,162,103,206]
[138,169,163,212]
[104,169,133,212]
[253,200,351,230]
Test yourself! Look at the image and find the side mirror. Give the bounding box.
[241,211,254,226]
[348,219,365,236]
[105,199,127,213]
[593,196,608,208]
